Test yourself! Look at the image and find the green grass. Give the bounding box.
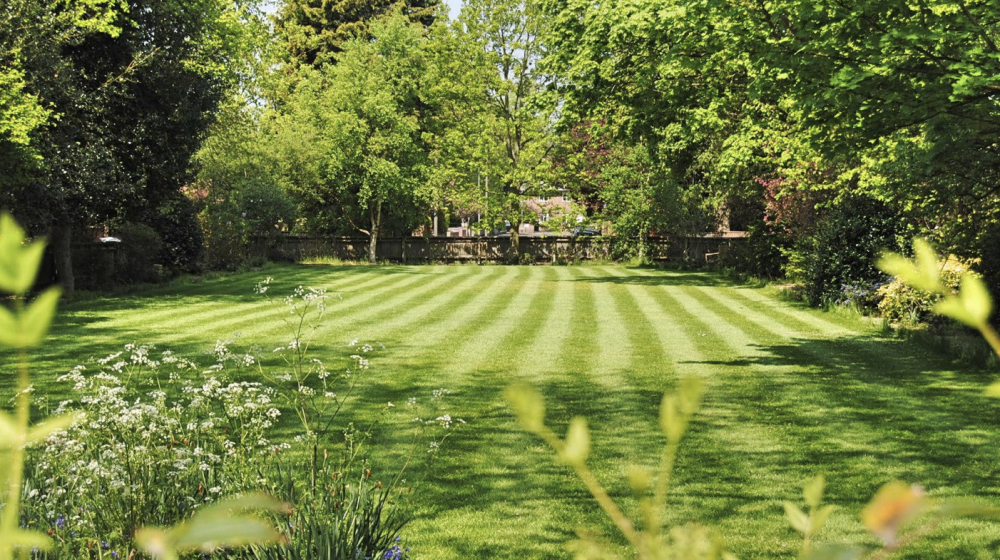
[8,263,1000,559]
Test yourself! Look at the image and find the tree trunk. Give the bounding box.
[367,200,382,264]
[510,225,520,264]
[51,221,75,292]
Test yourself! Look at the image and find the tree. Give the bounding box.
[456,0,555,257]
[1,0,264,290]
[281,12,430,262]
[274,0,439,71]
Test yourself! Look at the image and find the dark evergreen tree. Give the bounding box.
[274,0,439,70]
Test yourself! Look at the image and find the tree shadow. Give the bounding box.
[573,270,738,287]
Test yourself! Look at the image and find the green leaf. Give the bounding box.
[984,381,1000,398]
[26,412,84,444]
[0,213,27,294]
[0,306,18,348]
[810,504,835,534]
[136,494,287,559]
[626,465,652,494]
[172,517,284,552]
[660,394,686,443]
[937,499,1000,519]
[878,239,947,294]
[561,416,590,465]
[783,501,809,533]
[10,242,44,296]
[17,288,61,348]
[0,412,18,449]
[505,384,546,433]
[0,528,53,551]
[134,528,176,560]
[193,493,289,518]
[803,474,825,509]
[959,275,992,326]
[913,238,941,290]
[805,545,865,560]
[678,376,705,416]
[933,295,980,329]
[0,213,44,296]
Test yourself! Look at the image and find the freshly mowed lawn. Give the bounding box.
[11,264,1000,559]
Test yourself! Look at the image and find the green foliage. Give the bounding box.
[877,253,979,326]
[251,462,410,560]
[804,195,905,307]
[1,0,267,291]
[0,213,279,560]
[24,344,285,556]
[148,195,205,273]
[279,12,430,261]
[720,223,789,279]
[504,379,728,560]
[114,222,165,284]
[274,0,439,71]
[137,494,287,560]
[453,0,556,246]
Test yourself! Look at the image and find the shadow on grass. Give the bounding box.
[574,270,739,287]
[680,334,1000,502]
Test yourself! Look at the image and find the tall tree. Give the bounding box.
[1,0,263,290]
[457,0,554,256]
[281,12,430,262]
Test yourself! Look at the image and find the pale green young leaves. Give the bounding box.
[877,238,942,294]
[933,275,992,329]
[879,238,992,329]
[784,474,835,543]
[136,494,287,560]
[803,474,825,510]
[0,213,61,349]
[505,384,546,433]
[659,377,704,444]
[0,289,61,349]
[0,214,45,296]
[0,528,53,554]
[561,417,590,466]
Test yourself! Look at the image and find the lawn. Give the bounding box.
[11,263,1000,559]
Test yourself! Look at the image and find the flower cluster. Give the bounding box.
[23,345,285,557]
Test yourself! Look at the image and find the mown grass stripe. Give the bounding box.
[321,265,488,345]
[26,264,1000,560]
[574,266,634,388]
[510,266,576,380]
[734,287,858,335]
[555,266,600,382]
[373,267,526,389]
[472,266,561,381]
[167,267,448,344]
[597,266,674,386]
[404,267,593,557]
[577,268,801,555]
[83,267,426,346]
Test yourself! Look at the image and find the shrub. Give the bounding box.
[148,195,204,273]
[115,222,164,284]
[199,179,297,271]
[720,222,789,279]
[804,194,905,306]
[877,253,980,326]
